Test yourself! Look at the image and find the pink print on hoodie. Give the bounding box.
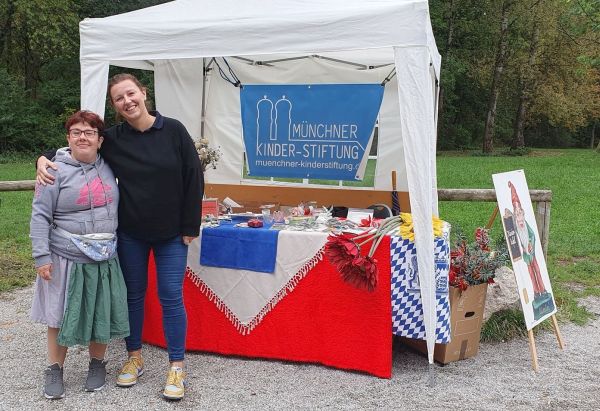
[76,177,113,207]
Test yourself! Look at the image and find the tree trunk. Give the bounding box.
[0,2,16,61]
[483,1,512,154]
[23,43,40,99]
[512,98,527,149]
[591,119,596,149]
[437,86,445,140]
[437,0,457,142]
[512,20,540,150]
[594,121,600,152]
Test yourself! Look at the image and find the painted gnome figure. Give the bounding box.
[508,181,555,320]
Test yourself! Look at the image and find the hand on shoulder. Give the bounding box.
[36,157,58,186]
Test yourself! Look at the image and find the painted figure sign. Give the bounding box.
[493,170,556,329]
[240,84,384,181]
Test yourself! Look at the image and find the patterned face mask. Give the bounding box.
[69,233,117,262]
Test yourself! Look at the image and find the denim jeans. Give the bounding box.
[117,231,188,361]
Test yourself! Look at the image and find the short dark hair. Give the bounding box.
[65,110,105,133]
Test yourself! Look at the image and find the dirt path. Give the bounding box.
[1,287,598,410]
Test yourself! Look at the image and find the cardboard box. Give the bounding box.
[400,283,488,364]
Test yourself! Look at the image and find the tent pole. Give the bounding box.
[201,58,206,138]
[232,56,275,67]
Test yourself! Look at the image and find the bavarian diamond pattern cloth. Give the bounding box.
[390,226,451,343]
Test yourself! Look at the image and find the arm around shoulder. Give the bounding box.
[36,149,59,185]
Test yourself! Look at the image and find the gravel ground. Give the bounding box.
[1,286,598,410]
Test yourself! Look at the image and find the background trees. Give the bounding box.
[0,0,598,154]
[431,0,599,152]
[0,0,167,154]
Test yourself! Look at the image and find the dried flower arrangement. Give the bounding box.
[195,138,222,172]
[449,227,509,291]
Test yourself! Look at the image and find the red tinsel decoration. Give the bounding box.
[474,227,491,251]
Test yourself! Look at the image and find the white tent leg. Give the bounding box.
[394,46,437,364]
[80,60,110,115]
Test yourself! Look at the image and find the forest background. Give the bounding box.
[0,0,599,154]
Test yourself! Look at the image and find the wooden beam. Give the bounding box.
[0,180,36,191]
[0,181,552,207]
[437,188,552,202]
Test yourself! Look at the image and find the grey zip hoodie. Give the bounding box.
[30,147,119,267]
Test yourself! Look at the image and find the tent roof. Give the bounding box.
[80,0,440,74]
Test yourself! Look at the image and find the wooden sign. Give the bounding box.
[492,170,563,371]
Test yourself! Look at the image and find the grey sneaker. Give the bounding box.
[44,363,65,399]
[84,358,107,392]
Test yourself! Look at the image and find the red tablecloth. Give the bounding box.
[142,236,392,378]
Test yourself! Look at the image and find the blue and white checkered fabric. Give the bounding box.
[390,226,451,343]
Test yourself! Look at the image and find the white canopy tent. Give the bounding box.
[79,0,442,364]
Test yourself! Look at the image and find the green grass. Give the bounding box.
[0,155,37,291]
[1,149,599,341]
[437,149,600,257]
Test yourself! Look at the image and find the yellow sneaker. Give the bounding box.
[163,367,186,400]
[116,356,144,387]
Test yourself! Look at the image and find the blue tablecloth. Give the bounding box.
[200,219,279,273]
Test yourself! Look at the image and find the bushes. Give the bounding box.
[0,69,65,154]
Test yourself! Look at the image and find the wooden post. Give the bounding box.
[550,314,565,349]
[486,205,499,229]
[527,330,539,372]
[534,200,551,259]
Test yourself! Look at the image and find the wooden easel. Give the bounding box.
[486,205,565,371]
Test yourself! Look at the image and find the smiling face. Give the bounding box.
[109,79,149,124]
[67,121,103,163]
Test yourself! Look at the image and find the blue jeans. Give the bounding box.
[117,231,188,362]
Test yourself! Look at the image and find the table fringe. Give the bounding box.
[186,246,325,335]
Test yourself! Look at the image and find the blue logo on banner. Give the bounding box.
[240,84,384,180]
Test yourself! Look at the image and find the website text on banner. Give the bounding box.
[240,84,384,181]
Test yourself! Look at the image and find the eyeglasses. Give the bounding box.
[69,129,98,138]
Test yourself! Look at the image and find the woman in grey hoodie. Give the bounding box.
[30,110,129,399]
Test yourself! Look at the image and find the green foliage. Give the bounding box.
[0,68,65,153]
[0,0,168,153]
[431,0,600,150]
[0,0,597,152]
[480,309,528,342]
